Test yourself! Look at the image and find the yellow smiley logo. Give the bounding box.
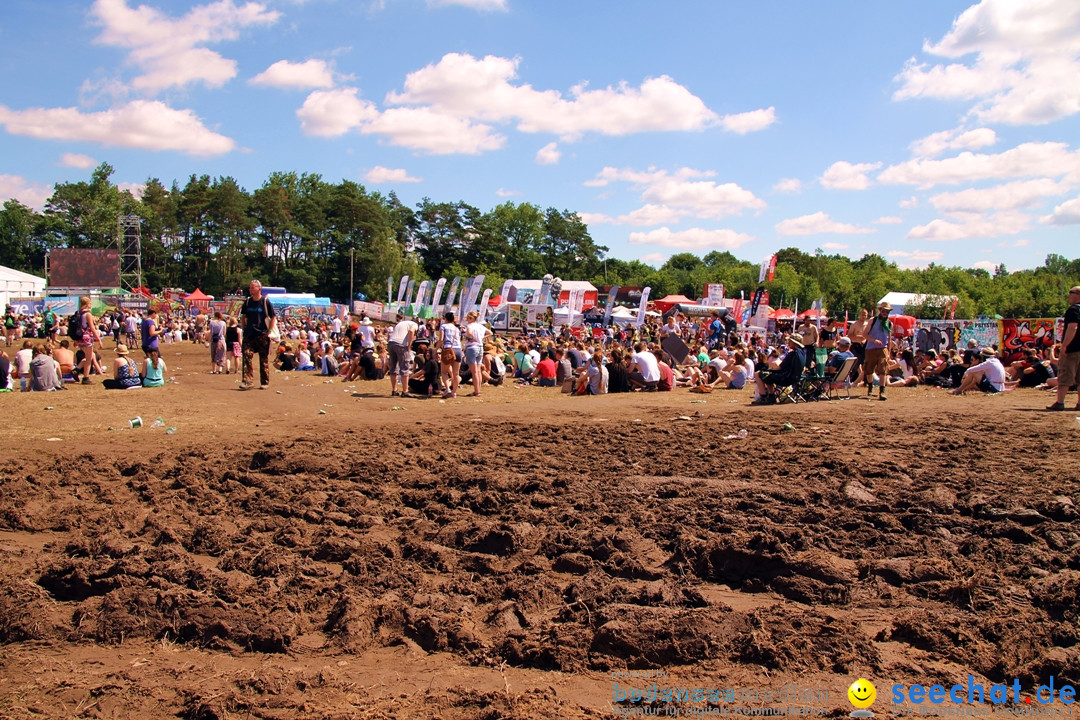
[848,679,876,709]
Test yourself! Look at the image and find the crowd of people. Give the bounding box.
[4,284,1078,412]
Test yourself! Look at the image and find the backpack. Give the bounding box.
[492,354,505,377]
[68,311,84,341]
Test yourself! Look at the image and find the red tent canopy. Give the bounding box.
[184,288,212,301]
[799,308,828,319]
[653,294,696,313]
[488,294,502,306]
[891,314,917,337]
[769,308,796,319]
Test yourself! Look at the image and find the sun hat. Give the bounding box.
[877,301,892,311]
[115,344,130,355]
[981,347,997,357]
[788,333,804,348]
[837,336,852,346]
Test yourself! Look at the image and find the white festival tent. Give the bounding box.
[1,264,46,311]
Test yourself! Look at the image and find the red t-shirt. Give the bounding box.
[658,363,674,391]
[537,358,557,379]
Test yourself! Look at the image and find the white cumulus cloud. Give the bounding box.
[297,88,380,137]
[386,53,738,140]
[251,59,334,90]
[878,142,1080,188]
[720,107,776,134]
[428,0,507,10]
[907,211,1030,241]
[821,161,882,190]
[90,0,280,94]
[535,141,560,165]
[775,212,874,236]
[1041,196,1080,224]
[586,166,765,220]
[910,127,998,157]
[638,252,668,266]
[0,175,54,210]
[628,227,755,251]
[773,178,802,193]
[363,166,421,184]
[59,153,97,169]
[893,0,1080,125]
[0,100,236,156]
[929,178,1071,213]
[887,249,946,263]
[875,216,903,225]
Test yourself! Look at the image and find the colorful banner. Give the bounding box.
[415,280,429,311]
[914,320,999,356]
[445,276,461,314]
[498,279,514,303]
[387,276,394,305]
[431,277,446,313]
[749,287,765,316]
[603,285,620,327]
[1000,318,1057,364]
[636,286,651,327]
[768,255,777,282]
[396,276,409,304]
[477,289,493,322]
[704,283,725,305]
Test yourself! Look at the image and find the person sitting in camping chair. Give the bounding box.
[752,334,807,405]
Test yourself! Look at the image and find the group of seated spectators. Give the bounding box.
[0,340,167,391]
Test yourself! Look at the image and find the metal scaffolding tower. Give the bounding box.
[117,214,143,291]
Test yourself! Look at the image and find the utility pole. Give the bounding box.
[349,247,354,309]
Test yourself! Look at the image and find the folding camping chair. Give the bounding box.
[824,356,858,400]
[798,348,831,401]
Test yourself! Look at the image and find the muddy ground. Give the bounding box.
[1,341,1078,719]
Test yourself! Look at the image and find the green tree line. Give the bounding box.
[1,163,1078,317]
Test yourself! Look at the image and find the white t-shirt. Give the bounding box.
[632,350,661,382]
[332,317,342,335]
[465,321,486,349]
[356,325,375,349]
[440,323,462,349]
[14,348,33,376]
[966,357,1006,391]
[388,320,418,346]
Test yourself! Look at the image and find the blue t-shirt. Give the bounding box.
[141,318,158,351]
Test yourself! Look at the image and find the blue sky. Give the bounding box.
[1,0,1078,273]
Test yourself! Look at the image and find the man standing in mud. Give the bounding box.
[239,279,276,390]
[1047,285,1080,411]
[864,301,892,401]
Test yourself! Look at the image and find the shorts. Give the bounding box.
[538,377,557,387]
[977,376,1000,394]
[232,342,242,358]
[1057,351,1080,388]
[387,342,412,377]
[464,345,483,365]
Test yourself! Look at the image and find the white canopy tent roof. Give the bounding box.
[1,265,46,311]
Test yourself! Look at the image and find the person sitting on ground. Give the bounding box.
[752,333,807,405]
[1008,348,1054,389]
[274,342,296,371]
[0,349,10,391]
[481,343,505,386]
[554,347,574,386]
[407,343,442,397]
[141,347,167,387]
[628,341,661,390]
[952,347,1006,395]
[293,342,315,371]
[708,350,750,390]
[526,349,558,387]
[885,349,920,387]
[29,344,65,391]
[655,349,675,391]
[574,351,608,395]
[606,346,632,393]
[103,344,142,390]
[53,339,76,381]
[513,343,534,379]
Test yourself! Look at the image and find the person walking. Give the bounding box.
[239,280,276,390]
[209,311,226,374]
[863,302,892,401]
[74,296,104,384]
[1047,285,1080,411]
